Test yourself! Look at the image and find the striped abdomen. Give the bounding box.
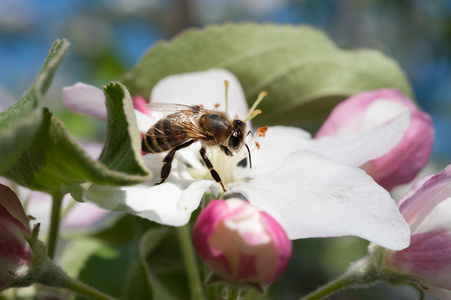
[142,116,190,153]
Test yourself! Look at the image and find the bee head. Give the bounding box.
[228,119,246,152]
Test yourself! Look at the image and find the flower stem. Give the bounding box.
[300,255,377,300]
[243,289,260,300]
[176,225,204,300]
[57,273,117,300]
[225,287,240,300]
[47,193,64,259]
[33,239,118,300]
[206,283,218,300]
[299,274,353,300]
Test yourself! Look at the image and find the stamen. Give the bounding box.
[224,80,229,114]
[245,91,267,122]
[214,103,221,109]
[255,141,260,149]
[257,126,269,137]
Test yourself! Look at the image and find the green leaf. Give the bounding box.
[139,227,192,300]
[59,237,106,278]
[0,40,70,126]
[0,40,70,173]
[99,82,148,174]
[89,215,191,300]
[1,39,150,193]
[122,23,413,129]
[0,109,43,173]
[2,82,150,193]
[69,215,194,300]
[75,215,155,300]
[35,39,70,97]
[139,228,182,300]
[75,243,141,300]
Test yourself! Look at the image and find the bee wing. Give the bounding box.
[141,107,209,139]
[136,110,159,134]
[137,103,191,134]
[145,102,195,112]
[145,103,214,119]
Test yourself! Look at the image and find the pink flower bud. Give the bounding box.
[381,165,451,298]
[62,82,107,121]
[0,184,33,290]
[193,198,292,288]
[315,89,434,191]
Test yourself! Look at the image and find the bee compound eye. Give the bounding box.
[229,130,243,150]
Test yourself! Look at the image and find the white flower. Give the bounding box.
[64,69,411,250]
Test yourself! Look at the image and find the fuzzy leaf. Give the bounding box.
[122,23,412,128]
[2,82,150,193]
[0,109,43,173]
[98,82,148,174]
[0,40,69,173]
[35,39,70,97]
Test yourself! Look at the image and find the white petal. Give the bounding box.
[247,126,311,177]
[231,152,410,250]
[62,82,107,121]
[412,198,451,234]
[247,114,409,178]
[150,69,249,121]
[135,109,158,132]
[84,180,214,226]
[309,112,410,167]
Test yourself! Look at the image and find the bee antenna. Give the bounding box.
[246,130,253,137]
[245,143,252,169]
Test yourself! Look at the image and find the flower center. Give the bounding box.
[187,127,266,189]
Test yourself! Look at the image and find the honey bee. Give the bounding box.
[141,103,251,192]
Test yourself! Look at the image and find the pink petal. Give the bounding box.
[193,199,291,285]
[133,95,150,115]
[260,211,292,284]
[0,184,31,237]
[316,89,434,191]
[398,165,451,232]
[390,227,451,290]
[316,89,417,137]
[63,82,107,121]
[360,108,434,190]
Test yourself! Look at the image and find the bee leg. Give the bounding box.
[199,147,227,192]
[155,140,195,186]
